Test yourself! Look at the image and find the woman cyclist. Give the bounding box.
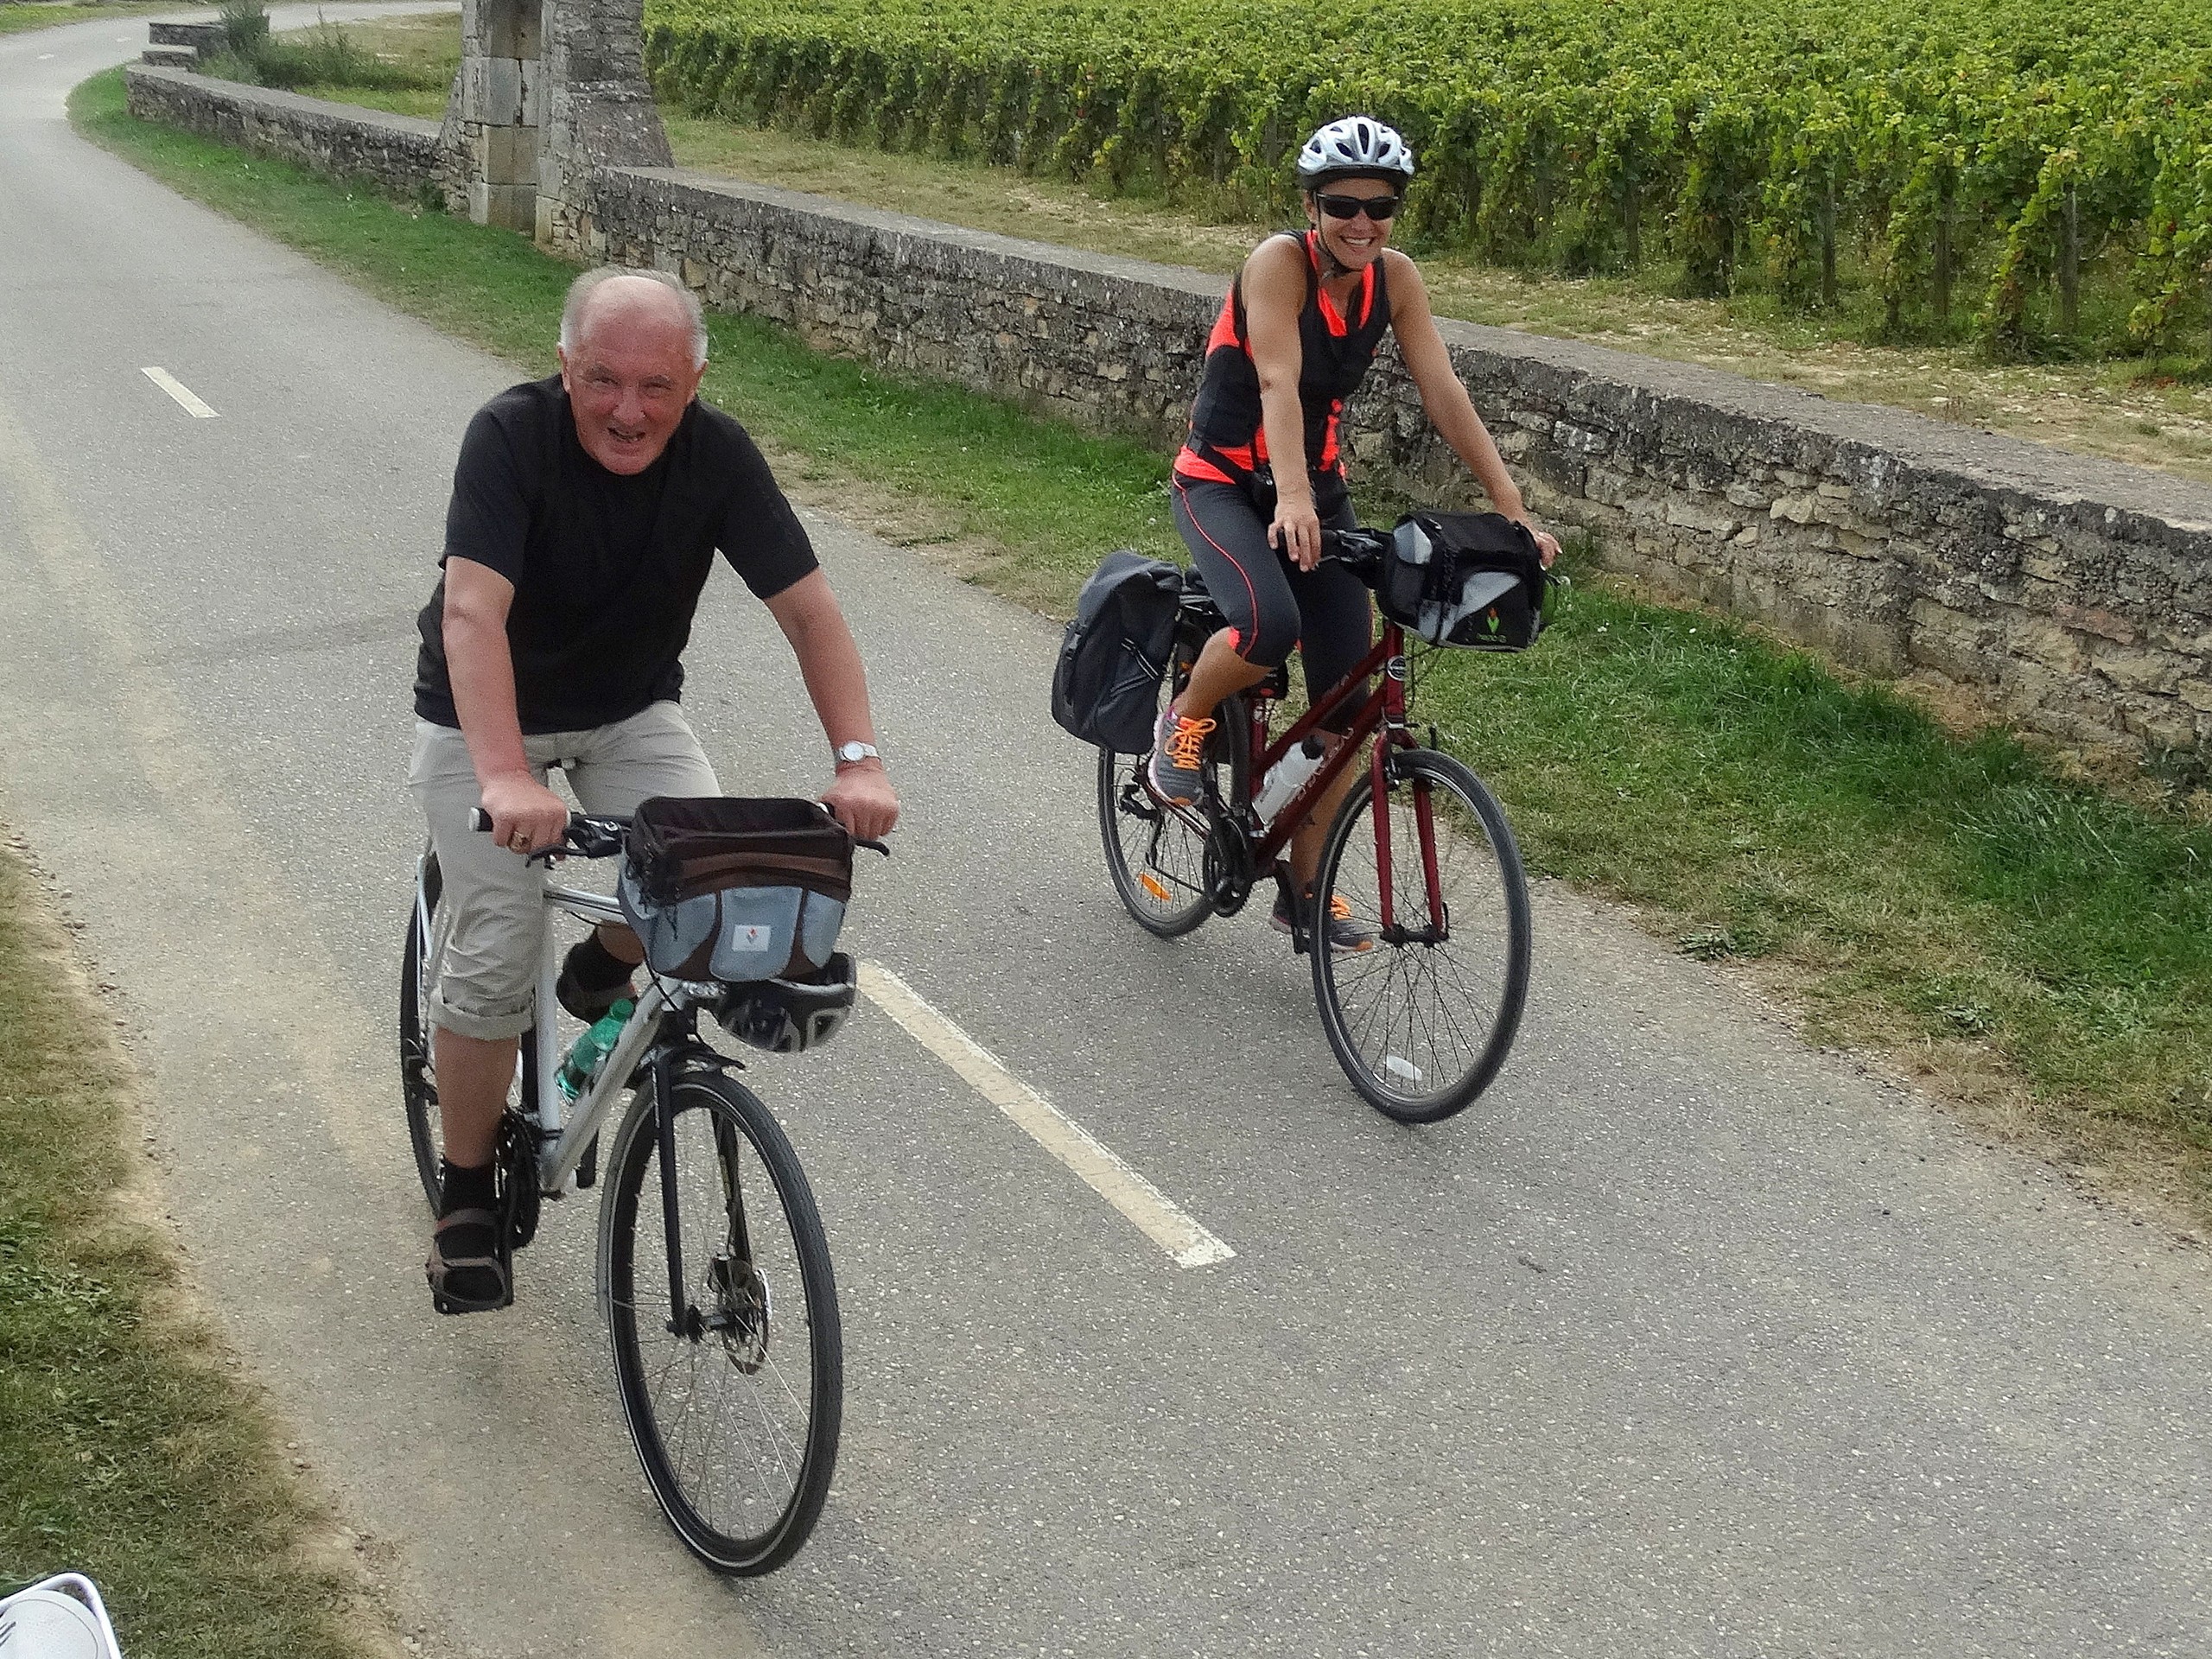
[1150,115,1560,950]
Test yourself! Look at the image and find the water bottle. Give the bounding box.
[1253,735,1328,822]
[556,998,635,1102]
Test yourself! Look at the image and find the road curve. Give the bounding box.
[3,16,2209,1656]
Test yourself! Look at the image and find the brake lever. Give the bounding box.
[855,836,893,857]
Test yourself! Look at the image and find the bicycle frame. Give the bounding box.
[1166,612,1448,934]
[410,862,717,1233]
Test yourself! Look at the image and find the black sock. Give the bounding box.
[438,1157,496,1219]
[562,931,634,995]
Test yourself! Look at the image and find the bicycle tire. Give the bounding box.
[398,852,447,1211]
[1096,677,1249,938]
[601,1069,842,1575]
[399,852,536,1217]
[1311,747,1530,1122]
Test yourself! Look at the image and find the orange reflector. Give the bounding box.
[1139,873,1171,902]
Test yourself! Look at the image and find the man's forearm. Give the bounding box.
[445,612,531,787]
[781,598,880,753]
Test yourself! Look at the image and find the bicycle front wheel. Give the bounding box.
[602,1070,842,1575]
[1312,748,1530,1122]
[1096,681,1249,938]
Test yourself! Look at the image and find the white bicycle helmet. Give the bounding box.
[1295,116,1415,187]
[713,952,857,1054]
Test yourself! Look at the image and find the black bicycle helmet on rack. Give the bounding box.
[713,951,858,1054]
[1295,116,1415,188]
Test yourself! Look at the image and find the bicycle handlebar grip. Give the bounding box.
[467,807,492,833]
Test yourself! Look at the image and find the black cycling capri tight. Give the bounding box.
[1173,476,1372,728]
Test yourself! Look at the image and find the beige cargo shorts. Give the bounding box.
[408,701,721,1040]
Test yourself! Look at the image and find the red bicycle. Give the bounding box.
[1096,529,1531,1122]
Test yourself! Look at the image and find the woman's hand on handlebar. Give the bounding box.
[1268,495,1325,571]
[1515,515,1562,569]
[479,772,570,857]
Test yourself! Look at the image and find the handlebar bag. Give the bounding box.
[618,797,854,983]
[1051,549,1184,753]
[1378,512,1548,651]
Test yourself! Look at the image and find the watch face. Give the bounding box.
[836,742,878,764]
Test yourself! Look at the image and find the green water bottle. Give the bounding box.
[556,999,634,1102]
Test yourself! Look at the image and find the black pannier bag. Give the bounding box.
[1051,549,1185,753]
[617,797,854,983]
[1377,511,1549,650]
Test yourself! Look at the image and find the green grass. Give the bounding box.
[0,2,187,35]
[0,837,383,1656]
[69,66,2212,1216]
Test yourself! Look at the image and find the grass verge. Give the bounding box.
[0,2,187,36]
[0,830,391,1657]
[70,67,2212,1228]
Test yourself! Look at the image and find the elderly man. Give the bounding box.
[409,266,899,1313]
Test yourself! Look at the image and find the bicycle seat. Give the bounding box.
[1178,566,1224,623]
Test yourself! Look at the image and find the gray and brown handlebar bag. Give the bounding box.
[618,797,854,983]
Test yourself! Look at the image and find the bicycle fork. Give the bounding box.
[648,1039,760,1346]
[1371,667,1450,947]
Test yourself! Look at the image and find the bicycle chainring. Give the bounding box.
[1203,810,1255,917]
[496,1114,541,1253]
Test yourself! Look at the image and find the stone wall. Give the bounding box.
[573,168,2212,758]
[124,65,453,203]
[120,70,2212,756]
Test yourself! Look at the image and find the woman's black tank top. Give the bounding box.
[1177,230,1393,487]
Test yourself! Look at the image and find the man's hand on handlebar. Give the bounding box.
[1268,496,1325,571]
[479,772,571,857]
[821,763,899,842]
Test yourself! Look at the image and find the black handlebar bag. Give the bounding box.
[617,798,854,983]
[1377,512,1548,650]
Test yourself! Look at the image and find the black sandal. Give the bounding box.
[425,1207,512,1315]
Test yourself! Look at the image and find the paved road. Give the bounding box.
[5,17,2212,1657]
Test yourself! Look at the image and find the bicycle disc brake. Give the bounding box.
[495,1114,541,1253]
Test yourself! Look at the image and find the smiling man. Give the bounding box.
[407,266,899,1315]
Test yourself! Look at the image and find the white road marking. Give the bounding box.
[142,366,218,418]
[859,961,1236,1268]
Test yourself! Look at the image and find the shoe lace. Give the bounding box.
[1327,893,1354,922]
[1164,715,1216,770]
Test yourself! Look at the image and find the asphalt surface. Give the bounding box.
[3,16,2211,1657]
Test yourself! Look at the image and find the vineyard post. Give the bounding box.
[1934,174,1954,328]
[1821,177,1838,308]
[2059,181,2081,338]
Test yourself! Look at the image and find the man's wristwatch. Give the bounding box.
[832,741,881,767]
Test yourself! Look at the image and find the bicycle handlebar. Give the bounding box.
[467,806,891,859]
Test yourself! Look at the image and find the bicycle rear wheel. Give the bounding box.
[602,1069,842,1575]
[1097,677,1249,938]
[398,853,449,1211]
[1311,748,1530,1122]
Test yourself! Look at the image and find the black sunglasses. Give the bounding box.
[1315,192,1403,221]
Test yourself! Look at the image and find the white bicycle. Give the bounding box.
[398,806,861,1574]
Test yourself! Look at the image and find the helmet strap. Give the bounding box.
[1306,218,1355,281]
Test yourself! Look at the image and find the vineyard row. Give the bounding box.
[639,0,2212,356]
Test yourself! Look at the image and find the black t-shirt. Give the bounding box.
[413,377,818,733]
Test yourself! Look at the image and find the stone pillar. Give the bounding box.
[535,0,673,254]
[442,0,540,230]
